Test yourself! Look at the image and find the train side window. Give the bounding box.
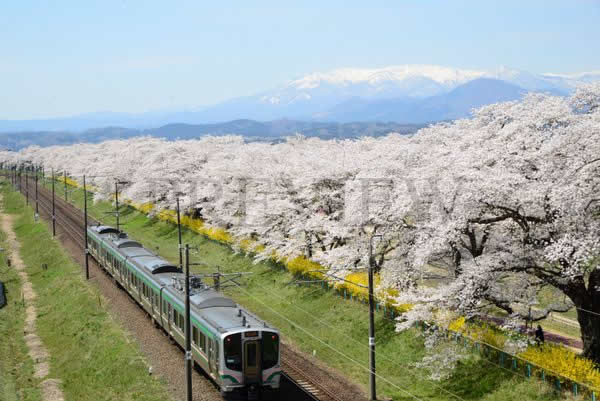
[178,314,184,331]
[174,310,181,329]
[200,333,206,353]
[192,327,198,345]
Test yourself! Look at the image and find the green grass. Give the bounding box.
[0,219,41,401]
[32,178,586,401]
[1,181,173,401]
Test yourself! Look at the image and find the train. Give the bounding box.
[86,224,281,400]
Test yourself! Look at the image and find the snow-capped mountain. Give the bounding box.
[2,65,599,132]
[259,64,583,107]
[188,64,597,123]
[258,65,487,109]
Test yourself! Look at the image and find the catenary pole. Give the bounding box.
[184,244,192,401]
[83,175,89,280]
[368,234,377,401]
[25,168,29,205]
[177,197,183,270]
[115,182,120,232]
[35,172,39,215]
[52,169,56,237]
[63,170,67,202]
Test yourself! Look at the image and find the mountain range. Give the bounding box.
[0,120,422,150]
[1,64,599,138]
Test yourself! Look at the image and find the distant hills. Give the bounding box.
[0,120,421,150]
[1,64,599,147]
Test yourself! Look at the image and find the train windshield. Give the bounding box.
[261,332,279,370]
[224,333,242,371]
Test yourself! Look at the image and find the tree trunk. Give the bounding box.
[577,305,600,363]
[575,270,600,363]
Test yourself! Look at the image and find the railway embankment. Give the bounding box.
[0,182,173,401]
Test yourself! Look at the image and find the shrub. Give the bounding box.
[285,256,323,278]
[519,344,600,390]
[448,317,506,349]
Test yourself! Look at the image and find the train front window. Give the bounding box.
[224,333,242,371]
[262,332,279,370]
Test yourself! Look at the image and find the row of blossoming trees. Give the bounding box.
[2,84,599,363]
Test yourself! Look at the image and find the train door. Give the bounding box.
[167,303,172,333]
[243,341,261,384]
[208,338,217,377]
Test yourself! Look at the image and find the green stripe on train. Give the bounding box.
[265,371,281,382]
[220,374,240,384]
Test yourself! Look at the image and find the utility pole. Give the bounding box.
[115,182,120,232]
[51,169,56,237]
[35,173,39,216]
[25,169,29,205]
[64,170,67,202]
[83,175,89,280]
[184,244,192,401]
[368,233,382,401]
[176,197,183,270]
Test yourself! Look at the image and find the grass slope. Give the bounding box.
[37,179,581,401]
[1,182,173,401]
[0,224,41,401]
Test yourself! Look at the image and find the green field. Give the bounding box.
[0,181,173,401]
[29,178,584,401]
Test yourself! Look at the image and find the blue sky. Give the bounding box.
[1,0,599,119]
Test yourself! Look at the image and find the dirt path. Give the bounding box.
[1,197,65,401]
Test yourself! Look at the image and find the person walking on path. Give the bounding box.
[535,324,545,345]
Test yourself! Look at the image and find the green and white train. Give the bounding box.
[87,225,281,400]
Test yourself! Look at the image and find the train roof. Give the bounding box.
[113,238,142,249]
[90,225,181,275]
[202,307,271,333]
[91,225,120,235]
[155,273,273,334]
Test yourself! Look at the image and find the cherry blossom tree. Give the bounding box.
[2,83,599,362]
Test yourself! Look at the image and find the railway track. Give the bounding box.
[11,174,355,401]
[281,355,344,401]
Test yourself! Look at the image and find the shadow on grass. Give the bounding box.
[442,357,518,400]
